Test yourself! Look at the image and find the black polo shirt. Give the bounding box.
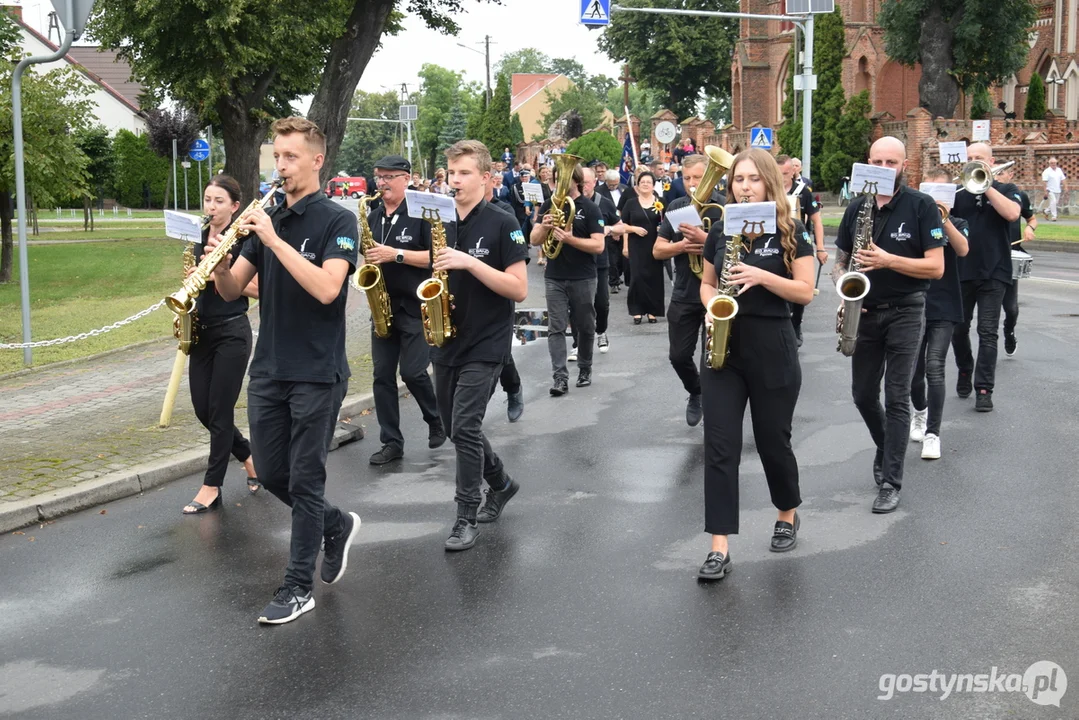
[927,216,969,324]
[430,200,529,368]
[240,190,357,384]
[1008,189,1033,251]
[659,192,726,305]
[786,181,819,226]
[703,220,813,318]
[366,197,431,319]
[952,181,1022,284]
[538,195,603,281]
[586,192,618,270]
[193,225,249,320]
[835,186,945,305]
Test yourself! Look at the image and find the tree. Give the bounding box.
[0,62,91,282]
[880,0,1038,118]
[808,7,847,184]
[438,103,468,153]
[145,107,201,208]
[599,0,739,119]
[549,57,588,86]
[466,94,487,144]
[703,94,731,127]
[0,9,20,55]
[1024,73,1047,120]
[74,126,116,230]
[111,130,170,209]
[566,131,623,168]
[336,90,400,176]
[416,64,467,174]
[494,48,552,79]
[969,84,992,120]
[819,91,872,192]
[509,113,525,146]
[481,73,515,158]
[541,85,606,135]
[604,84,661,119]
[777,50,801,155]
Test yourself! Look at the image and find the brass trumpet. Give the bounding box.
[688,145,733,279]
[541,153,582,259]
[937,202,949,223]
[956,160,1016,195]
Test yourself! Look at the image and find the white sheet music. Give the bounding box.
[522,184,544,203]
[849,163,897,196]
[164,210,204,241]
[665,203,703,229]
[938,141,968,165]
[919,182,958,208]
[405,190,456,223]
[722,201,776,236]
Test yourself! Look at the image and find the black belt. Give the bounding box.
[862,292,926,312]
[197,313,248,330]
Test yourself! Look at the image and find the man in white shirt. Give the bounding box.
[1041,156,1067,221]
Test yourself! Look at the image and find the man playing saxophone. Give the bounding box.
[832,137,944,515]
[433,140,529,552]
[363,155,446,466]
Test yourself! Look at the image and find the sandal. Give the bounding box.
[182,489,222,515]
[647,315,658,324]
[633,316,642,325]
[247,477,261,495]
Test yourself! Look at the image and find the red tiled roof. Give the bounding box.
[511,73,562,111]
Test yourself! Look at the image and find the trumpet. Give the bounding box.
[936,202,949,223]
[956,160,1015,195]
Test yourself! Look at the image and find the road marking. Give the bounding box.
[1029,276,1079,287]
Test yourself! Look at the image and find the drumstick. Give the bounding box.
[813,260,823,296]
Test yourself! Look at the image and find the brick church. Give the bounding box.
[731,0,1079,129]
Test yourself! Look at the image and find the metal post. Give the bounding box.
[406,120,413,169]
[183,163,189,211]
[206,125,213,172]
[484,35,492,103]
[198,160,203,199]
[172,138,178,210]
[800,14,814,182]
[13,0,76,367]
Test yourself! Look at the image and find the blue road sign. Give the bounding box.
[750,127,774,150]
[581,0,610,26]
[189,138,210,162]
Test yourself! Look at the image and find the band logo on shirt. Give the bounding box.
[930,227,944,241]
[510,229,525,245]
[754,235,781,257]
[336,236,356,251]
[891,222,912,243]
[469,237,490,258]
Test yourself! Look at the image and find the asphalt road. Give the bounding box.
[2,254,1078,720]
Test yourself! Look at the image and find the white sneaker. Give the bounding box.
[922,433,941,459]
[910,408,928,442]
[568,349,578,362]
[598,333,609,353]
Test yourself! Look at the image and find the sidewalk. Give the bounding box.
[0,290,376,532]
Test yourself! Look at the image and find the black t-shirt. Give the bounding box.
[658,193,726,305]
[430,200,530,367]
[193,225,249,320]
[835,186,945,305]
[703,220,813,318]
[952,181,1022,284]
[366,198,431,318]
[239,191,357,383]
[787,181,820,226]
[926,216,969,324]
[587,192,619,270]
[539,194,604,280]
[1008,189,1033,251]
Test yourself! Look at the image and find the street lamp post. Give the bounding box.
[457,36,492,103]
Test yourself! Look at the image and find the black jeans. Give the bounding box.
[850,303,925,490]
[911,320,955,436]
[1002,279,1019,337]
[500,353,521,395]
[248,377,348,593]
[571,267,611,346]
[433,361,509,522]
[667,300,705,396]
[790,302,805,332]
[188,316,252,487]
[952,279,1008,392]
[607,238,624,287]
[371,310,439,449]
[546,277,597,380]
[700,317,802,535]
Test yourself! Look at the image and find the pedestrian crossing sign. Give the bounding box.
[750,127,774,149]
[581,0,610,26]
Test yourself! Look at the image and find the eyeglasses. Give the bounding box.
[374,173,408,183]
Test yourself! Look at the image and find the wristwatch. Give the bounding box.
[395,249,404,264]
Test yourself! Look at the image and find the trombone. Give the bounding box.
[955,160,1015,195]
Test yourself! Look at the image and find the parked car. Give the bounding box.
[324,177,368,198]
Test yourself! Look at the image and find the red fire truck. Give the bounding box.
[324,176,369,198]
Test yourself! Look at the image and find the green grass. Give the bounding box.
[820,216,1079,241]
[32,228,168,242]
[25,208,169,220]
[0,238,188,374]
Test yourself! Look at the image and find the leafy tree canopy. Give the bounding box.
[566,131,623,168]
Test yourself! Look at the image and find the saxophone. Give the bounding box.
[704,200,747,370]
[416,208,455,347]
[541,153,582,260]
[688,145,733,279]
[352,192,393,339]
[165,179,282,317]
[835,194,874,356]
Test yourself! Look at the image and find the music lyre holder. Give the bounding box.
[860,180,879,195]
[947,153,961,163]
[740,219,766,235]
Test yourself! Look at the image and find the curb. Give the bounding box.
[0,388,384,534]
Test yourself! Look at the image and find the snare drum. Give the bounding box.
[1011,249,1033,280]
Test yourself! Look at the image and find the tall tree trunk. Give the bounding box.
[918,4,962,118]
[307,0,396,187]
[0,191,12,284]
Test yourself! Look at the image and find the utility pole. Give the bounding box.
[484,35,492,103]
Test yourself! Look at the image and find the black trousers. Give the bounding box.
[1002,279,1019,337]
[500,352,521,394]
[790,302,805,332]
[701,317,802,536]
[248,377,348,592]
[667,300,705,395]
[911,320,955,436]
[434,361,509,523]
[851,302,925,490]
[570,267,611,346]
[952,279,1007,393]
[371,310,439,449]
[606,238,625,287]
[188,316,252,487]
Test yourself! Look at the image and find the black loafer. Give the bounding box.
[369,444,403,465]
[770,512,800,552]
[872,484,900,514]
[697,551,732,581]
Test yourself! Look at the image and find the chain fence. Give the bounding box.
[0,300,167,350]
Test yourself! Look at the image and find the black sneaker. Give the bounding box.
[697,551,732,581]
[257,585,315,625]
[956,372,972,399]
[369,444,403,465]
[550,378,569,396]
[507,391,524,423]
[444,518,479,551]
[686,393,703,427]
[576,368,592,387]
[477,477,520,523]
[1005,334,1017,357]
[321,511,361,585]
[871,484,900,514]
[975,390,994,412]
[428,420,447,449]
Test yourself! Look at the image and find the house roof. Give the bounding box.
[14,17,144,115]
[511,73,567,113]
